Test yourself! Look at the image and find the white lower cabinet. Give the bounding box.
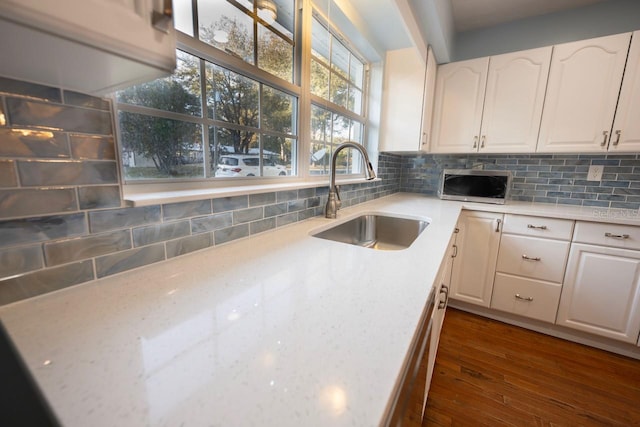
[492,274,562,323]
[557,243,640,343]
[490,214,573,323]
[450,211,503,307]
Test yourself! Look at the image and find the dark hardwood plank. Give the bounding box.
[423,308,640,426]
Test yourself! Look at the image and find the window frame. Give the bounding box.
[114,0,370,196]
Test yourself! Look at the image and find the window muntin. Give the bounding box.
[310,105,363,176]
[310,16,365,116]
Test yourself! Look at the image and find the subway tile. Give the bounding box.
[600,180,630,188]
[69,135,115,160]
[287,199,306,212]
[233,207,263,224]
[298,188,316,198]
[571,193,598,200]
[597,194,626,201]
[63,91,111,111]
[276,190,298,202]
[613,188,640,196]
[249,192,276,206]
[0,77,61,102]
[7,98,112,135]
[214,224,249,245]
[611,201,640,210]
[264,202,287,217]
[546,191,572,198]
[89,205,161,233]
[78,185,121,210]
[583,200,611,207]
[191,212,233,233]
[584,186,613,194]
[0,128,70,158]
[276,212,298,227]
[557,198,582,206]
[95,244,165,278]
[163,200,212,220]
[0,245,43,278]
[44,230,131,266]
[166,233,213,258]
[533,196,558,204]
[18,160,118,186]
[0,213,87,248]
[250,217,276,235]
[0,260,94,306]
[298,208,317,221]
[132,221,190,247]
[0,160,16,187]
[212,196,248,212]
[591,159,620,166]
[307,196,320,208]
[0,188,77,218]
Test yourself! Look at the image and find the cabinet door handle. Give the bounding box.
[480,135,486,148]
[472,136,478,149]
[527,224,547,230]
[521,254,541,261]
[452,244,458,258]
[515,294,534,302]
[152,0,174,33]
[612,130,621,146]
[601,130,609,147]
[495,218,502,232]
[605,232,629,239]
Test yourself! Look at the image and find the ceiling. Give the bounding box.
[451,0,613,32]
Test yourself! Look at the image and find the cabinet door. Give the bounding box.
[420,46,438,152]
[431,57,489,153]
[557,243,640,343]
[379,47,427,152]
[610,30,640,152]
[537,33,631,153]
[450,211,502,307]
[480,47,551,153]
[0,0,175,94]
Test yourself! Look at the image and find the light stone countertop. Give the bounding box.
[2,193,640,427]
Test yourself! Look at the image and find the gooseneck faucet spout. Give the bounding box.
[325,142,377,219]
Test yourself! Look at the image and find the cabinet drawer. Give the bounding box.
[496,234,570,282]
[573,221,640,250]
[502,214,574,240]
[491,273,562,323]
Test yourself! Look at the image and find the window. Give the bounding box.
[309,14,367,176]
[115,0,368,186]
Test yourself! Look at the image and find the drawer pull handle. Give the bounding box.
[522,254,541,261]
[515,294,534,302]
[604,232,629,239]
[495,218,502,232]
[527,224,547,230]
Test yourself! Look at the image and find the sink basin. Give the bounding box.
[312,213,429,250]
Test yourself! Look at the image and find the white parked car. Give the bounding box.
[215,155,288,177]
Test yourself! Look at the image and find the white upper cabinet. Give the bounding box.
[379,46,437,152]
[610,31,640,152]
[480,47,551,153]
[0,0,176,94]
[537,33,631,153]
[431,57,488,153]
[431,47,551,154]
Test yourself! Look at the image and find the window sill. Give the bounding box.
[123,177,382,207]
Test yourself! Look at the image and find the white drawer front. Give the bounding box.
[497,234,570,282]
[491,273,562,323]
[573,221,640,250]
[502,214,574,240]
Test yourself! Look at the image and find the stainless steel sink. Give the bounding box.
[312,213,429,250]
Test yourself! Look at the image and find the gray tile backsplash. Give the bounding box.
[0,76,400,305]
[400,153,640,210]
[0,128,70,158]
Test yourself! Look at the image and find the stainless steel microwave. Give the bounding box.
[439,169,511,204]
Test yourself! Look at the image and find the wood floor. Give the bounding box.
[422,308,640,426]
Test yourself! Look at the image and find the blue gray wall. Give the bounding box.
[0,77,401,306]
[454,0,640,61]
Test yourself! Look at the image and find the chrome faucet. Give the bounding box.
[325,142,377,218]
